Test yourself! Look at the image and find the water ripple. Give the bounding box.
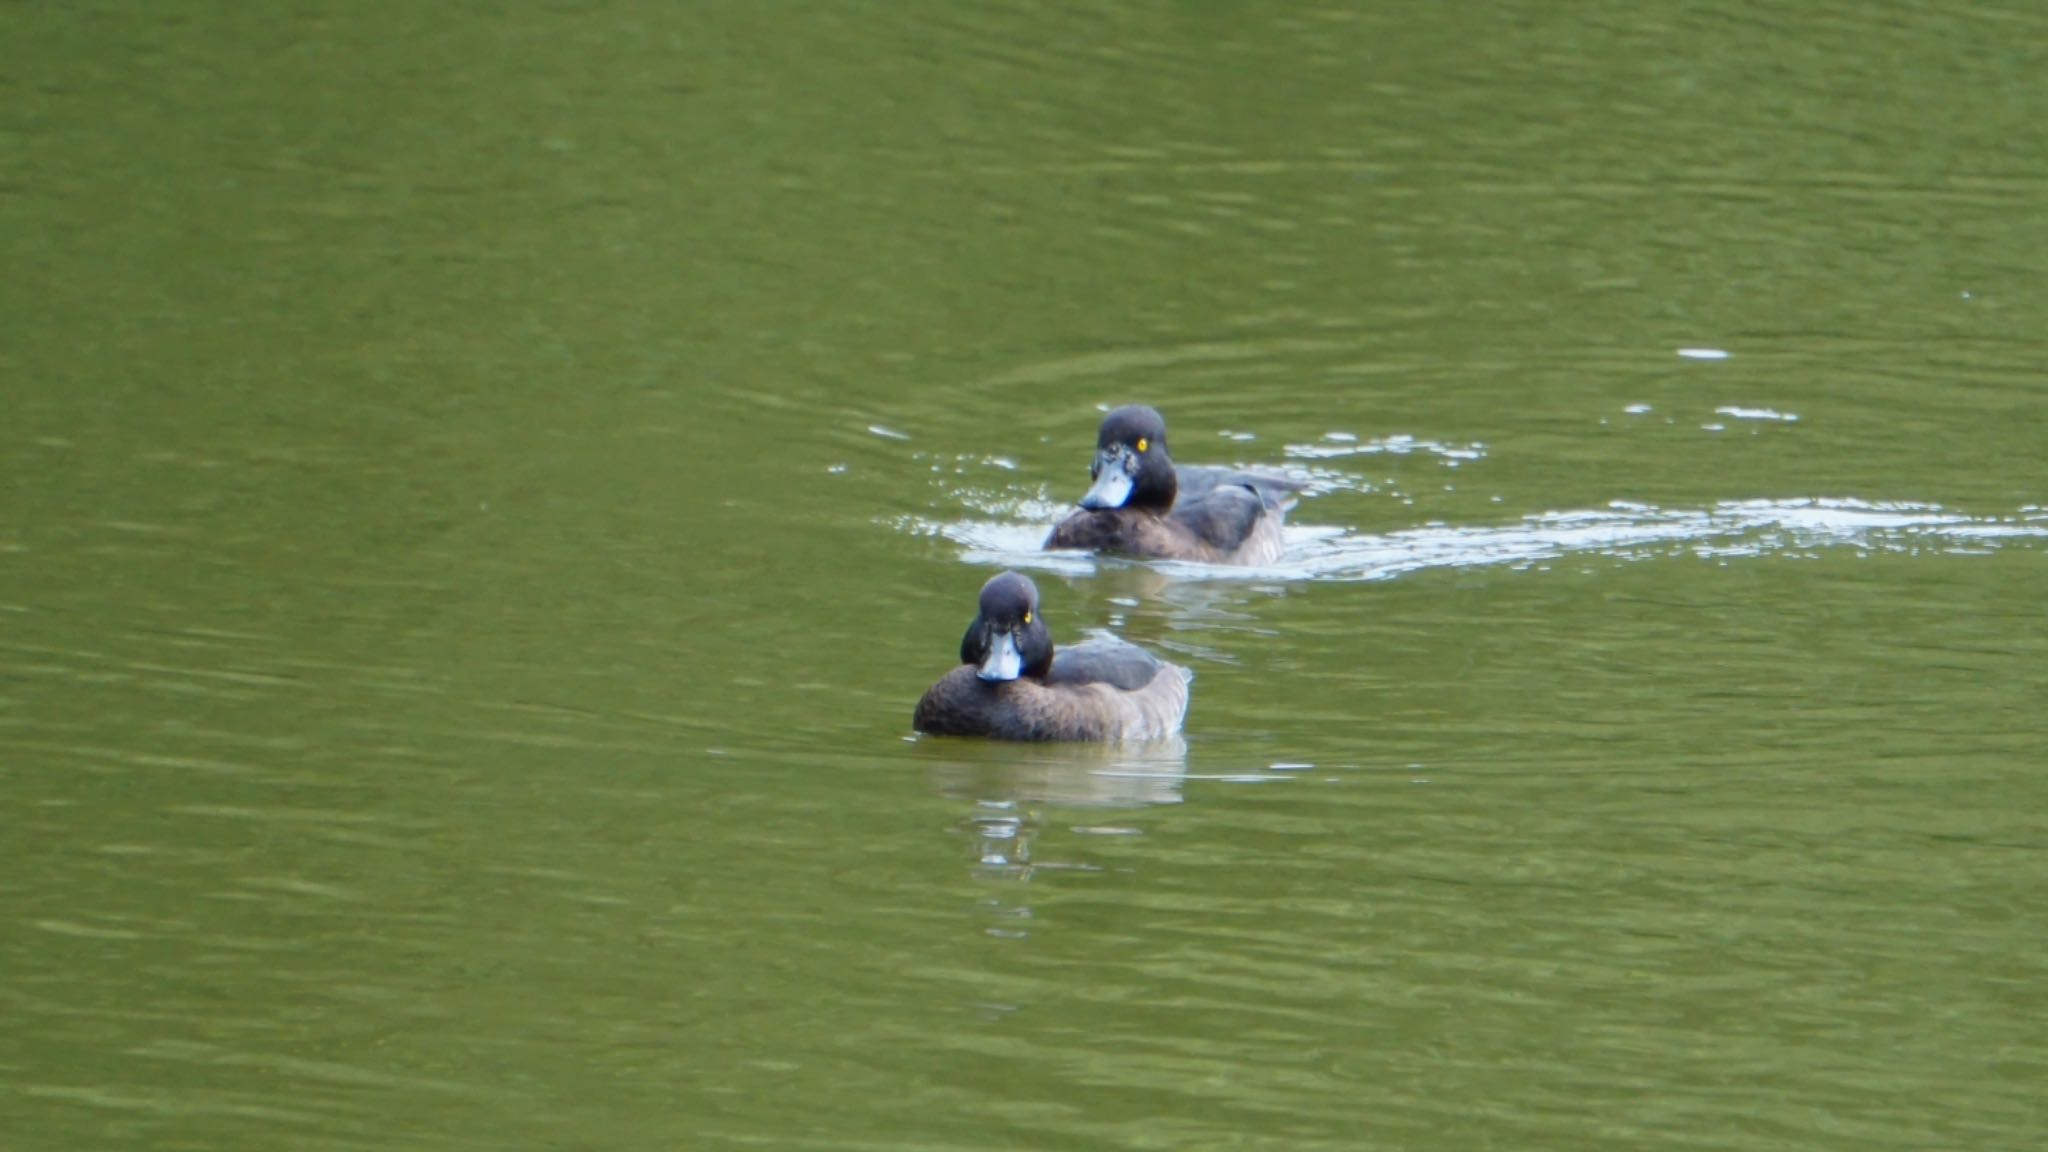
[908,497,2048,583]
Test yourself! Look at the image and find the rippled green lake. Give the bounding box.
[6,3,2047,1149]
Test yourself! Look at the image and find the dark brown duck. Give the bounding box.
[1044,405,1301,565]
[913,572,1191,741]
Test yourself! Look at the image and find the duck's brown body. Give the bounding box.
[1045,500,1286,566]
[914,653,1190,742]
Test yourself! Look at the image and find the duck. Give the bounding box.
[914,572,1191,741]
[1043,405,1301,565]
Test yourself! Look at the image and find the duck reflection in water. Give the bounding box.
[922,736,1189,942]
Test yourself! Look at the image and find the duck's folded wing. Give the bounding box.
[1046,637,1168,691]
[1172,482,1279,553]
[1176,464,1303,511]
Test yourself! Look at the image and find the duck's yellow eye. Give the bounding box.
[1022,611,1032,624]
[1136,437,1149,453]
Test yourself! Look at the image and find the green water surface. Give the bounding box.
[5,3,2046,1149]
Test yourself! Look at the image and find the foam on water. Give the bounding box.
[1283,433,1487,462]
[903,496,2048,584]
[898,431,2048,582]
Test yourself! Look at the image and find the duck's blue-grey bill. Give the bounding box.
[977,632,1023,681]
[1079,463,1135,510]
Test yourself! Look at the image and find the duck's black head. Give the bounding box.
[960,571,1054,682]
[1079,405,1177,512]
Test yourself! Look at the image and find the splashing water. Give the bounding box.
[902,497,2048,583]
[1283,433,1488,463]
[896,431,2048,582]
